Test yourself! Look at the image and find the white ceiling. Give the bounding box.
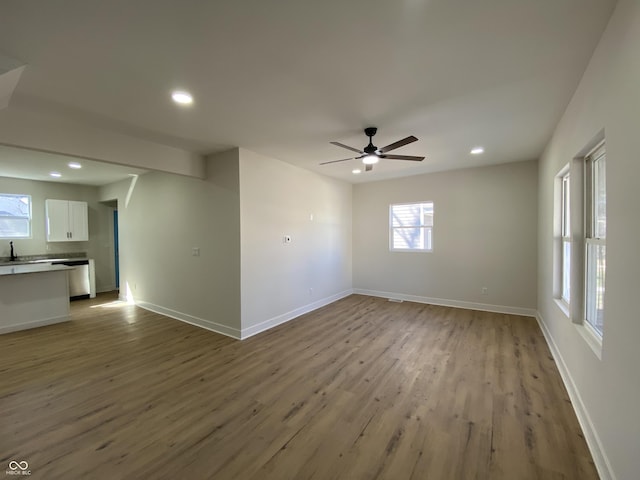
[0,0,617,184]
[0,145,146,186]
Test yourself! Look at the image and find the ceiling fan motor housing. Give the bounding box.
[364,127,378,154]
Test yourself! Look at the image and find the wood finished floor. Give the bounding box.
[0,294,597,480]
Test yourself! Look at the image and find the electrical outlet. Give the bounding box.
[309,288,313,296]
[481,287,488,295]
[192,247,200,256]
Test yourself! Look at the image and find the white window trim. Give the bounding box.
[560,171,571,305]
[554,298,571,318]
[574,322,603,360]
[551,137,605,359]
[389,201,434,253]
[0,193,33,239]
[583,142,606,342]
[553,164,572,316]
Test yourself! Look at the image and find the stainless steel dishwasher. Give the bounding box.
[51,259,91,300]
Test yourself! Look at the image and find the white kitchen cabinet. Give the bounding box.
[45,199,89,242]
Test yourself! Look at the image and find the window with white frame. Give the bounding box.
[390,201,433,252]
[561,172,571,304]
[0,194,32,238]
[584,143,606,337]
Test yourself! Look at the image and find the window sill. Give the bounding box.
[553,298,570,318]
[575,322,603,360]
[389,249,433,253]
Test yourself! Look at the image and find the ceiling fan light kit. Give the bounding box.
[321,127,425,172]
[171,90,193,105]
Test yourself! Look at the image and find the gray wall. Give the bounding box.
[0,176,116,292]
[353,160,538,312]
[239,148,352,334]
[99,148,353,339]
[537,1,640,479]
[99,149,242,335]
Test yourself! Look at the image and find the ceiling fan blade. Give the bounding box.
[365,164,373,172]
[379,136,418,153]
[319,157,354,165]
[381,154,425,161]
[330,141,363,154]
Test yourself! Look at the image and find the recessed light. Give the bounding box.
[352,168,362,174]
[470,147,484,155]
[68,162,82,169]
[171,90,193,105]
[50,171,62,178]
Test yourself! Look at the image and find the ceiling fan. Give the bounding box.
[321,127,425,172]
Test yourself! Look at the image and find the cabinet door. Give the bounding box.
[46,199,70,242]
[69,201,89,241]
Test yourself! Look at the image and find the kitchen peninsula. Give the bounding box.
[0,263,73,334]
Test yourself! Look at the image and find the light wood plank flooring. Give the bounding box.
[0,293,597,479]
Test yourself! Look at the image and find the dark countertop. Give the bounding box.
[0,252,88,266]
[0,263,75,276]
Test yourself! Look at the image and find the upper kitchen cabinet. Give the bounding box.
[45,199,89,242]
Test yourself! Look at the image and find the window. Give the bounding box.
[0,194,32,238]
[390,201,433,251]
[584,144,606,337]
[561,172,571,304]
[554,140,606,354]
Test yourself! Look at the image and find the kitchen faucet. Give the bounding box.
[9,241,17,261]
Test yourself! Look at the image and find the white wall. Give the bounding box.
[98,148,352,339]
[0,105,205,178]
[537,1,640,479]
[353,160,538,313]
[0,176,116,292]
[238,148,352,336]
[99,149,242,336]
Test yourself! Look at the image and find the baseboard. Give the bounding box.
[135,290,353,341]
[136,301,242,340]
[112,288,612,478]
[97,284,117,294]
[240,289,354,339]
[535,312,615,480]
[353,289,537,317]
[0,315,69,335]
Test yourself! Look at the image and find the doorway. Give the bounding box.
[113,209,119,290]
[101,198,120,293]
